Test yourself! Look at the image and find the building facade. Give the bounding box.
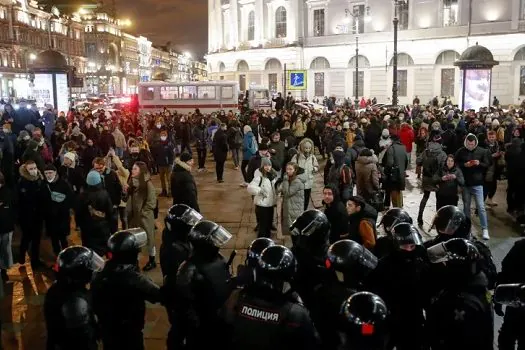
[206,0,525,106]
[0,0,86,100]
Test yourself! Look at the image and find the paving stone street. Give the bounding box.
[0,155,520,349]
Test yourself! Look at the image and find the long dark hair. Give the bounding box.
[128,161,150,194]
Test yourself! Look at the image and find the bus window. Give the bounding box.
[181,86,197,99]
[198,86,216,99]
[141,86,155,100]
[160,86,179,100]
[253,89,269,99]
[221,86,233,99]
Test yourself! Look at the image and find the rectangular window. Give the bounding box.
[314,72,325,97]
[198,86,216,99]
[441,68,455,97]
[222,86,233,99]
[247,12,255,41]
[141,87,155,100]
[353,71,364,98]
[268,73,278,92]
[520,66,525,96]
[313,9,325,36]
[398,1,409,30]
[239,74,246,92]
[521,0,525,19]
[398,70,408,96]
[181,86,197,99]
[352,5,365,34]
[160,86,179,100]
[443,0,459,26]
[220,76,225,80]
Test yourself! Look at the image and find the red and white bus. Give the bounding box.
[138,80,241,114]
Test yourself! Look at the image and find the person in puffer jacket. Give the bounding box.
[433,155,464,209]
[247,157,278,238]
[292,137,319,210]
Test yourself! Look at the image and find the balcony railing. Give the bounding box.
[264,38,286,48]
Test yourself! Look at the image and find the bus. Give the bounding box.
[138,80,271,114]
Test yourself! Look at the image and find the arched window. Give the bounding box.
[348,55,370,68]
[275,6,287,38]
[247,11,255,41]
[310,57,330,70]
[218,62,226,72]
[237,60,249,72]
[389,53,414,66]
[265,58,282,71]
[514,47,525,61]
[435,50,460,65]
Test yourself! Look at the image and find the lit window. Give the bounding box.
[181,86,197,99]
[313,9,325,36]
[443,0,459,26]
[520,66,525,96]
[141,87,155,100]
[198,86,216,99]
[275,6,287,38]
[160,86,179,99]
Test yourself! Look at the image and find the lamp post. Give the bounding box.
[355,36,359,108]
[391,0,405,107]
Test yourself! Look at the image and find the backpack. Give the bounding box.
[328,164,352,201]
[472,240,497,290]
[233,129,243,147]
[422,149,439,177]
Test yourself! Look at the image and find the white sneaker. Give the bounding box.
[482,229,490,240]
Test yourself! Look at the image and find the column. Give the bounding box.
[288,0,297,42]
[216,1,224,48]
[256,0,264,43]
[231,0,239,47]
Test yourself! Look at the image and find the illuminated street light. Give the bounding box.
[29,53,37,60]
[78,8,88,14]
[184,51,192,59]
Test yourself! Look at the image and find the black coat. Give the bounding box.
[151,140,174,167]
[170,159,200,212]
[59,165,85,194]
[101,168,123,207]
[455,144,491,187]
[75,185,113,256]
[0,185,15,234]
[213,129,229,162]
[17,166,45,223]
[323,185,348,243]
[43,176,74,236]
[81,146,101,170]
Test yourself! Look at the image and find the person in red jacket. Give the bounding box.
[399,122,415,166]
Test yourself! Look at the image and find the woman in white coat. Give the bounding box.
[247,157,278,238]
[291,137,319,210]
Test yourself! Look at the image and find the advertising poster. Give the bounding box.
[32,74,54,108]
[55,73,69,113]
[459,69,491,111]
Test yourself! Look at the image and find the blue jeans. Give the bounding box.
[462,185,488,230]
[231,147,240,167]
[115,147,124,158]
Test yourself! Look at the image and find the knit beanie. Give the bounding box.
[86,170,102,186]
[64,152,76,163]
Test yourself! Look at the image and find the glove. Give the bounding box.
[494,302,505,317]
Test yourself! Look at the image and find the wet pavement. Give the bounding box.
[0,155,520,349]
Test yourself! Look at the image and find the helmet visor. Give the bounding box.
[494,284,525,307]
[432,211,463,235]
[89,251,105,271]
[426,242,450,264]
[209,225,232,247]
[392,229,423,252]
[180,208,203,227]
[291,216,323,237]
[127,228,148,249]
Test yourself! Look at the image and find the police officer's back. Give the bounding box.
[221,245,320,350]
[174,220,233,349]
[375,208,413,259]
[91,229,162,350]
[425,238,494,350]
[160,204,202,278]
[234,237,275,287]
[44,246,104,350]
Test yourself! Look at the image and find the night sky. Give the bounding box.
[114,0,208,60]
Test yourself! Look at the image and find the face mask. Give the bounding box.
[156,124,162,129]
[28,169,38,177]
[2,129,8,134]
[160,136,167,141]
[23,136,30,141]
[46,175,55,182]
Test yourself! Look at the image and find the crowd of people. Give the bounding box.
[1,97,525,349]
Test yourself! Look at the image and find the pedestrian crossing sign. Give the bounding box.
[287,70,307,91]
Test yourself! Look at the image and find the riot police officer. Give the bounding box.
[425,238,494,350]
[91,229,162,350]
[289,209,332,308]
[495,238,525,350]
[160,204,203,278]
[375,208,413,258]
[235,237,275,287]
[339,292,389,350]
[220,245,320,350]
[172,220,233,350]
[311,239,378,349]
[44,246,104,350]
[370,223,428,350]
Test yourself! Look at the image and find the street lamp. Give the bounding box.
[391,0,406,107]
[344,6,369,107]
[29,53,37,61]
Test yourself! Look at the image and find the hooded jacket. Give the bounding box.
[292,138,319,190]
[323,185,348,243]
[348,201,378,250]
[242,125,257,161]
[355,154,380,200]
[417,142,448,192]
[17,164,45,221]
[455,134,491,187]
[434,162,465,197]
[247,168,278,207]
[170,158,199,212]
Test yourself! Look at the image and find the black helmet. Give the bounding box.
[494,284,525,307]
[55,246,105,284]
[427,238,480,264]
[189,220,232,255]
[247,238,275,268]
[430,205,470,238]
[108,228,148,263]
[340,292,389,350]
[379,208,413,235]
[390,223,423,252]
[165,204,203,235]
[290,209,330,249]
[326,240,378,286]
[256,245,296,292]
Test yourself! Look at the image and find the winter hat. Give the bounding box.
[359,148,373,157]
[64,152,76,163]
[86,170,102,186]
[430,129,442,143]
[343,122,350,129]
[261,157,272,167]
[332,150,345,165]
[18,130,30,140]
[485,117,492,125]
[180,152,192,162]
[492,119,500,127]
[44,163,57,172]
